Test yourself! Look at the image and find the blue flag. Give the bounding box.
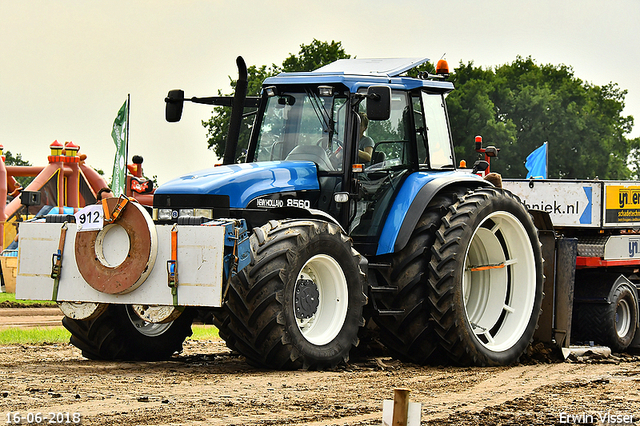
[525,142,547,179]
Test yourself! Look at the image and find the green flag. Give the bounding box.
[111,98,128,196]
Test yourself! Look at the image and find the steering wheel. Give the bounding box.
[316,137,342,154]
[327,139,344,168]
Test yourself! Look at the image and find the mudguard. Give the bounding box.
[376,171,489,255]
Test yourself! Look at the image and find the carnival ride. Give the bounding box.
[0,140,153,291]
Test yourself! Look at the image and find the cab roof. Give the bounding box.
[314,57,431,76]
[263,57,454,93]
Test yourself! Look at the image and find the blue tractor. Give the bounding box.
[64,57,544,369]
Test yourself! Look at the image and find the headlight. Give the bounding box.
[333,192,350,203]
[179,209,194,218]
[157,209,174,220]
[194,208,213,219]
[178,208,213,219]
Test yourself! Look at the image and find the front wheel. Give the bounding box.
[217,219,367,370]
[63,304,194,361]
[429,187,544,366]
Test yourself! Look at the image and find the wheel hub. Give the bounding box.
[125,305,173,337]
[295,279,320,320]
[616,298,631,338]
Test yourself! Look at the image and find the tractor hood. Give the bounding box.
[155,161,320,208]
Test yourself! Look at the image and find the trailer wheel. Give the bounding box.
[218,219,367,370]
[373,190,462,364]
[611,287,637,349]
[429,187,544,366]
[62,304,194,361]
[574,281,638,352]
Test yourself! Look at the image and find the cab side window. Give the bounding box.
[412,93,427,164]
[421,92,454,169]
[359,90,412,168]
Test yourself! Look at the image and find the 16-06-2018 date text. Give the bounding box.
[5,412,81,424]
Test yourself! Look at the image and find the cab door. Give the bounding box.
[349,90,417,254]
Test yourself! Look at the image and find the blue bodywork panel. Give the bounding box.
[264,73,453,94]
[155,161,320,208]
[376,171,486,255]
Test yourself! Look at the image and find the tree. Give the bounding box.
[280,39,350,73]
[4,150,33,187]
[449,57,637,179]
[204,47,637,178]
[203,40,350,160]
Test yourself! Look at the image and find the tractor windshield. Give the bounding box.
[253,90,347,172]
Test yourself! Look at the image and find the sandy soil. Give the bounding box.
[0,308,63,329]
[0,336,639,426]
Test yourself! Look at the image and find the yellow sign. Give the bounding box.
[605,185,640,224]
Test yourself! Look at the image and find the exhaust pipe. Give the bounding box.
[223,56,248,165]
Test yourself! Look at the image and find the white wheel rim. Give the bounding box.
[462,211,536,352]
[616,298,632,338]
[126,306,172,337]
[293,254,349,346]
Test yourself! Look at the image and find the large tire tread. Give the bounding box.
[373,189,464,364]
[63,305,194,361]
[428,187,544,366]
[215,219,367,370]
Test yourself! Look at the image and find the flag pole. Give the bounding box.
[125,93,130,175]
[545,142,548,179]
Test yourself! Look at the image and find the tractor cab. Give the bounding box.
[244,58,457,254]
[158,57,466,256]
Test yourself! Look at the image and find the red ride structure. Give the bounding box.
[0,141,154,251]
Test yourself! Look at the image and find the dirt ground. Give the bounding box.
[0,308,639,425]
[0,307,64,329]
[0,339,639,425]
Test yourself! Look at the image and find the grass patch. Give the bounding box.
[0,293,56,306]
[0,324,219,345]
[189,325,220,341]
[0,327,70,345]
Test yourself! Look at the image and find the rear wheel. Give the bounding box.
[429,187,544,366]
[63,304,194,361]
[216,219,367,370]
[373,190,462,364]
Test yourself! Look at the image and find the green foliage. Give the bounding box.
[0,293,56,306]
[449,56,637,179]
[4,150,34,187]
[203,45,637,179]
[281,39,350,73]
[203,40,350,160]
[4,151,29,167]
[203,64,279,160]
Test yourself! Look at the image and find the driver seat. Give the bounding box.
[285,145,334,171]
[371,150,386,164]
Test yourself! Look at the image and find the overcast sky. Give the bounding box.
[2,0,639,184]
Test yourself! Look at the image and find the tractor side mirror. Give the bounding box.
[165,89,185,122]
[366,86,391,121]
[472,160,489,174]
